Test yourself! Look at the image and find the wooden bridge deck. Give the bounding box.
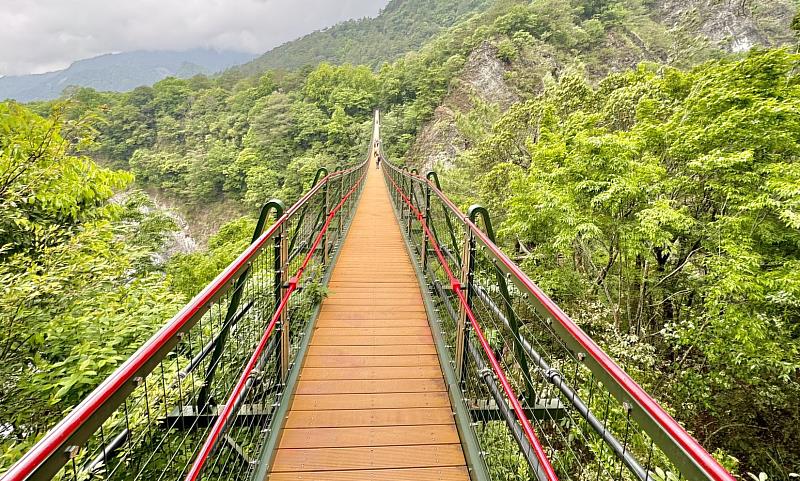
[268,162,469,480]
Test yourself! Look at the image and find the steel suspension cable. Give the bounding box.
[384,173,560,481]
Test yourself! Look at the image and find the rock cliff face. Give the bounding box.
[408,42,522,171]
[406,0,798,172]
[657,0,797,53]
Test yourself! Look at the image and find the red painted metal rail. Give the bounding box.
[2,160,369,481]
[183,175,365,481]
[381,156,735,481]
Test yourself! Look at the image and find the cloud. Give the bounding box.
[0,0,387,75]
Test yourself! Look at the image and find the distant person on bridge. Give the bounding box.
[374,148,382,169]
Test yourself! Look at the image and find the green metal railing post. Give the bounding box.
[398,170,405,228]
[322,180,329,266]
[423,181,431,272]
[277,223,290,382]
[455,228,475,385]
[338,168,345,240]
[467,205,537,406]
[409,170,420,252]
[406,172,415,237]
[197,199,285,411]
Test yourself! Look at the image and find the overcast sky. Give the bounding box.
[0,0,388,76]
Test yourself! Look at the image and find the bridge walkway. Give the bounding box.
[268,161,469,480]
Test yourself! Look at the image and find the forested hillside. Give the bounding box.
[440,49,800,477]
[2,0,799,477]
[231,0,492,73]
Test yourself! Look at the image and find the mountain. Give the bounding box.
[231,0,493,75]
[0,49,256,102]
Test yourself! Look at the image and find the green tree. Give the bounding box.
[0,103,182,468]
[457,49,800,476]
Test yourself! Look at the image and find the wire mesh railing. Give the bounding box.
[381,159,735,481]
[183,166,365,481]
[2,160,368,481]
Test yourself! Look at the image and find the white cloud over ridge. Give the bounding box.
[0,0,386,75]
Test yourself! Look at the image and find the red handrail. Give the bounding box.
[385,173,560,481]
[2,217,289,481]
[397,168,735,481]
[466,217,735,481]
[183,171,366,481]
[2,163,366,481]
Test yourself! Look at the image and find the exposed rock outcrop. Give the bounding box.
[656,0,796,53]
[408,42,519,171]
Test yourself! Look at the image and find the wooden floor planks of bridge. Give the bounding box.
[268,163,469,480]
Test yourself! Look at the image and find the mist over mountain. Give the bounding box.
[0,49,255,102]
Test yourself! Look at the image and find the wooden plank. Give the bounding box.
[284,407,455,429]
[270,444,466,472]
[278,424,460,448]
[334,264,413,269]
[330,276,417,282]
[315,318,430,328]
[323,297,422,306]
[319,304,425,313]
[332,270,417,276]
[300,366,442,380]
[328,281,420,285]
[332,264,413,268]
[306,345,437,356]
[294,378,445,395]
[290,392,451,411]
[313,327,432,337]
[311,335,433,346]
[303,354,440,368]
[269,466,469,481]
[317,311,428,321]
[323,292,420,297]
[326,290,423,298]
[327,281,420,288]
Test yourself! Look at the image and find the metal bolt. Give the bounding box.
[65,446,80,459]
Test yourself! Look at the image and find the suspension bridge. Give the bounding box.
[2,111,735,481]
